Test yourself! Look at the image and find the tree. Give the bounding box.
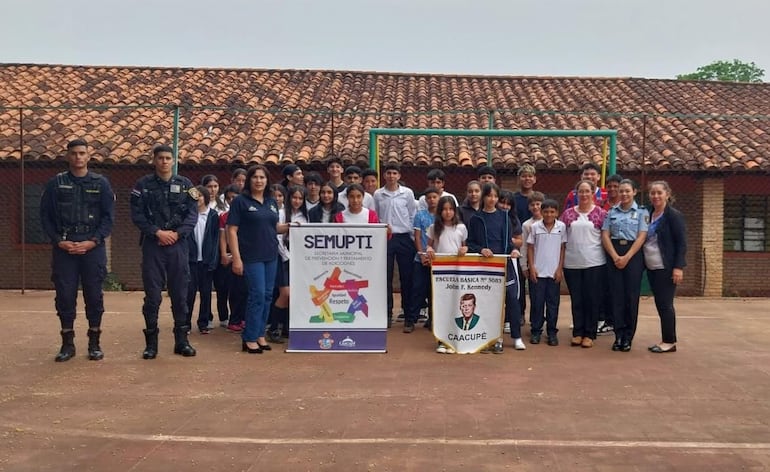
[677,59,765,83]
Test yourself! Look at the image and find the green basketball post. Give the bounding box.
[368,128,617,175]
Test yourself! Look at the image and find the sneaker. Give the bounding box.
[403,322,415,333]
[504,322,511,334]
[514,338,526,350]
[227,324,243,333]
[436,343,448,354]
[397,312,405,321]
[597,322,614,335]
[200,328,211,335]
[266,329,284,343]
[530,333,541,344]
[219,320,228,328]
[207,321,215,329]
[493,341,504,354]
[418,307,428,321]
[547,336,559,346]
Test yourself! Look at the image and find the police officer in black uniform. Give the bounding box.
[40,139,115,362]
[130,144,198,359]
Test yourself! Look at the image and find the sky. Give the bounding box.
[2,0,769,80]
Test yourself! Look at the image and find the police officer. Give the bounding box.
[130,144,198,359]
[40,139,115,362]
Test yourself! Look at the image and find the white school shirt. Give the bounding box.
[526,220,567,278]
[337,188,375,211]
[427,223,467,254]
[519,217,541,271]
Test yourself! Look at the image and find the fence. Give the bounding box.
[1,106,770,296]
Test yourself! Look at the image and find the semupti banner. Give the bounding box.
[431,255,508,354]
[288,223,388,352]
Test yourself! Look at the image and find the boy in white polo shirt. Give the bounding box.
[526,199,566,346]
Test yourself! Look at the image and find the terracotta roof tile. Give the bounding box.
[2,64,770,171]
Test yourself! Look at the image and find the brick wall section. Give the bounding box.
[699,178,724,297]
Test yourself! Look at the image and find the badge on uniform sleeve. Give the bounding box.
[188,187,201,199]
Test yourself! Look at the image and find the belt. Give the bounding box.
[613,239,635,246]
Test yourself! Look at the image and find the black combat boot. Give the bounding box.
[87,329,104,361]
[55,330,76,362]
[173,326,197,357]
[143,328,159,359]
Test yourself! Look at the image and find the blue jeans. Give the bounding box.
[242,259,278,342]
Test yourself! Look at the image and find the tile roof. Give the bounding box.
[1,64,770,171]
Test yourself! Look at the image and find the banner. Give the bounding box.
[431,255,508,354]
[288,223,388,352]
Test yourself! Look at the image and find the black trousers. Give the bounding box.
[647,269,678,343]
[141,241,190,329]
[187,261,213,330]
[564,265,603,339]
[51,244,107,329]
[386,233,415,318]
[607,241,644,342]
[227,270,247,326]
[212,263,230,322]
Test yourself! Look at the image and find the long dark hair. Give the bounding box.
[286,185,309,221]
[433,196,460,246]
[242,165,271,198]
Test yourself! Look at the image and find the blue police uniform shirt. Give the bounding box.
[226,194,280,263]
[130,174,197,238]
[602,201,649,240]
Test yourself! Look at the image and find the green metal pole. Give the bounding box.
[172,106,180,175]
[487,111,494,162]
[609,132,617,175]
[368,129,376,172]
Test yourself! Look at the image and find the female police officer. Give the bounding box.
[40,139,115,362]
[130,145,198,359]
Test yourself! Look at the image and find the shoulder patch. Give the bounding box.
[188,187,201,200]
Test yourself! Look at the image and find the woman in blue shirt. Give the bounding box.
[227,165,289,354]
[601,179,649,352]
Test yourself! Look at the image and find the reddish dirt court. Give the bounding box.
[1,291,770,471]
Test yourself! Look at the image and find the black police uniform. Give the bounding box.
[130,173,198,358]
[40,170,114,361]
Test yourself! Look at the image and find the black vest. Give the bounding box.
[54,172,103,238]
[142,176,193,231]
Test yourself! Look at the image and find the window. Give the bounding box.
[724,195,769,252]
[23,184,48,244]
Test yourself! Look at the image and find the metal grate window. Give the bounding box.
[724,195,769,252]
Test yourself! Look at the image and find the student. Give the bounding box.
[373,164,417,327]
[459,180,482,227]
[498,190,525,330]
[601,179,648,352]
[326,157,346,193]
[527,199,566,346]
[514,164,538,225]
[564,163,607,211]
[202,174,229,329]
[467,183,524,352]
[308,181,344,223]
[338,165,375,210]
[403,188,439,333]
[218,185,246,333]
[426,196,468,353]
[361,168,379,196]
[304,171,323,211]
[186,186,220,334]
[280,164,304,189]
[477,165,497,185]
[417,169,457,210]
[334,184,380,223]
[217,168,247,212]
[520,191,545,330]
[270,184,286,211]
[268,185,309,343]
[560,179,608,348]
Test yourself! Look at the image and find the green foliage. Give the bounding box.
[677,59,765,83]
[102,272,125,291]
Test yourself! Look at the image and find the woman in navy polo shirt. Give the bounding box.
[227,165,289,354]
[601,179,649,352]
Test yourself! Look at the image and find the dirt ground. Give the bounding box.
[1,291,769,472]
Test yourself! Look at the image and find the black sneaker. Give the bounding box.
[530,334,541,344]
[403,322,415,333]
[547,336,559,346]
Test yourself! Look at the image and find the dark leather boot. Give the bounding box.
[173,326,196,357]
[87,329,104,361]
[55,330,76,362]
[143,328,159,360]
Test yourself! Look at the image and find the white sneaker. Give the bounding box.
[436,343,447,354]
[514,338,527,350]
[503,322,511,334]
